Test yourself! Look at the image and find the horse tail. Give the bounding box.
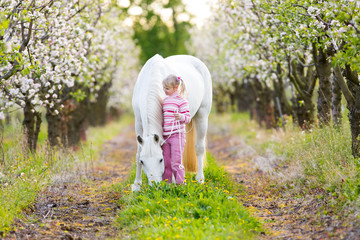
[183,119,197,172]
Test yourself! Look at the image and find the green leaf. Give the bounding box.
[0,19,9,30]
[21,68,30,76]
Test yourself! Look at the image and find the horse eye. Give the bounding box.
[160,159,163,163]
[140,160,144,165]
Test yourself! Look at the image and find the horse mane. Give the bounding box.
[143,56,164,139]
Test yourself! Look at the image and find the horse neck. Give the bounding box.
[143,69,163,138]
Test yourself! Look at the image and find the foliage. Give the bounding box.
[193,0,360,91]
[0,0,140,149]
[113,154,263,239]
[120,0,192,64]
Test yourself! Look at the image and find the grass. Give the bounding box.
[112,154,263,240]
[221,111,360,209]
[0,114,133,235]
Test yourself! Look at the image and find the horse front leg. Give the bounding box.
[132,147,143,192]
[194,114,208,183]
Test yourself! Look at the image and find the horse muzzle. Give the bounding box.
[148,176,162,186]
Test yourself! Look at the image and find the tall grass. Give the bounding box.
[0,115,132,234]
[112,154,263,239]
[224,111,360,207]
[278,119,358,202]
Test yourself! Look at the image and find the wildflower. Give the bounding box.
[205,217,209,221]
[173,217,177,221]
[145,209,150,213]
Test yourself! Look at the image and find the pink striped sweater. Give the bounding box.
[162,92,191,136]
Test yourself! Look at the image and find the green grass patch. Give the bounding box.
[278,122,359,202]
[0,115,133,234]
[219,111,360,207]
[113,154,262,239]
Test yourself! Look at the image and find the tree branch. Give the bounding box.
[288,58,305,99]
[306,66,317,95]
[291,59,306,89]
[0,19,33,82]
[333,65,354,105]
[66,4,88,21]
[294,55,315,67]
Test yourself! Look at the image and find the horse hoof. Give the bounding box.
[196,175,205,184]
[131,184,141,192]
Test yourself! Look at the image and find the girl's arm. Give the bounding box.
[178,100,191,124]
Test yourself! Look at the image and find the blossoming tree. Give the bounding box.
[0,0,139,151]
[189,0,360,156]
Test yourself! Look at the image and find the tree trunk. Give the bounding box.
[252,79,275,129]
[314,46,332,126]
[331,73,342,127]
[273,63,293,125]
[288,57,317,129]
[46,108,61,147]
[292,94,315,129]
[214,85,230,113]
[343,65,360,157]
[89,82,111,127]
[22,101,41,152]
[64,98,89,147]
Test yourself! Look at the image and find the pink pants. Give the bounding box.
[162,133,186,184]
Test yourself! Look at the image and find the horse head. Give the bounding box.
[137,134,164,185]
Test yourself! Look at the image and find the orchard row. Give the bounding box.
[0,0,140,151]
[191,0,360,156]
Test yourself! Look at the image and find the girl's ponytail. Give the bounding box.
[179,78,186,98]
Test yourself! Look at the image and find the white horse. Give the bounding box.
[131,54,212,191]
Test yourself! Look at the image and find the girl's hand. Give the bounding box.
[173,113,181,120]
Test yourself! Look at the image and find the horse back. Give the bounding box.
[164,55,212,117]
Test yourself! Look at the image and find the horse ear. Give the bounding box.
[137,135,143,145]
[154,134,159,143]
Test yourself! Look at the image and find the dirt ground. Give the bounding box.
[207,126,360,240]
[4,122,360,239]
[4,126,136,240]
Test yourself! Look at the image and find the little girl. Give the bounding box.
[162,74,191,184]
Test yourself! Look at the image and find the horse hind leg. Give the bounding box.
[194,111,209,183]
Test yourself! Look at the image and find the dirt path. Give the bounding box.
[207,126,359,240]
[5,126,136,240]
[5,122,360,239]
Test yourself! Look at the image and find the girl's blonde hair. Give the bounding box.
[162,74,187,97]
